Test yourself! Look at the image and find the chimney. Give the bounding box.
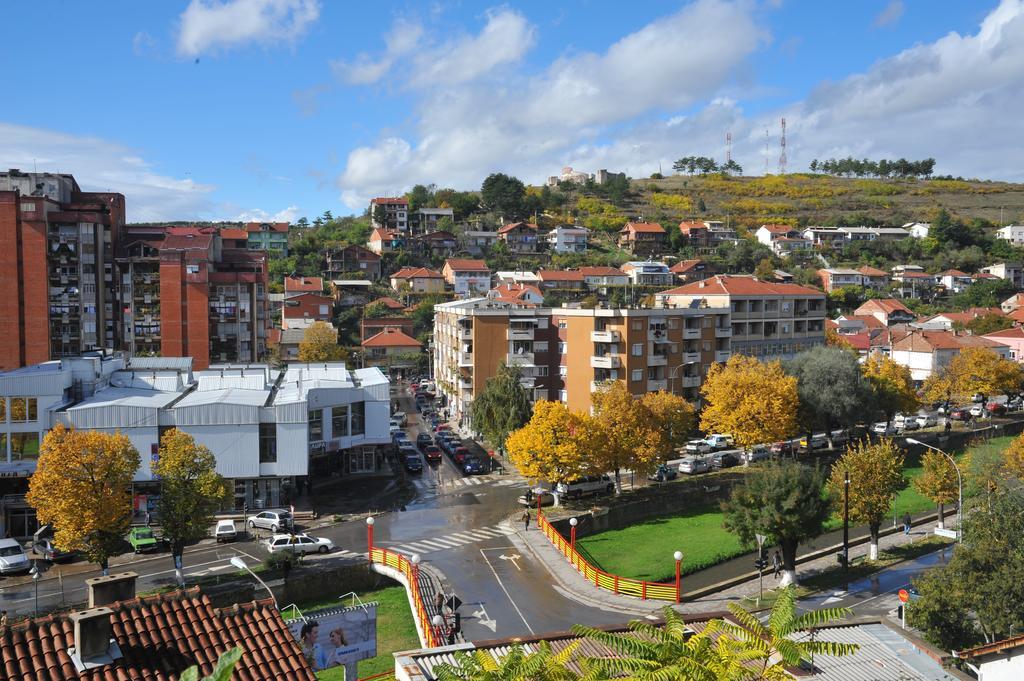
[68,607,120,669]
[86,572,138,607]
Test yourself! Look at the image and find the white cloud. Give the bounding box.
[0,122,217,222]
[176,0,320,58]
[874,0,905,28]
[132,31,157,57]
[232,205,301,222]
[331,19,424,85]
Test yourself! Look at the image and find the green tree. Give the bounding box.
[481,173,526,219]
[470,363,533,454]
[786,347,873,447]
[435,641,581,681]
[362,301,393,319]
[154,429,230,577]
[753,258,775,281]
[722,460,831,586]
[952,278,1016,308]
[181,647,243,681]
[966,312,1014,335]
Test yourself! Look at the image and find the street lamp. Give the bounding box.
[230,556,278,610]
[906,438,963,542]
[668,363,687,395]
[30,563,41,615]
[366,517,375,560]
[842,470,850,572]
[432,614,445,646]
[673,551,683,603]
[569,518,578,552]
[411,554,421,590]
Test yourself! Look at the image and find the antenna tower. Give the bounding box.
[778,117,787,174]
[725,132,732,164]
[764,128,770,174]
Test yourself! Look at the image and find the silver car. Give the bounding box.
[266,533,334,555]
[678,456,711,474]
[247,510,293,533]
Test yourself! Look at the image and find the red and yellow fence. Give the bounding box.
[370,547,442,647]
[537,511,680,602]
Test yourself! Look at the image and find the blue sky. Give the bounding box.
[0,1,1019,222]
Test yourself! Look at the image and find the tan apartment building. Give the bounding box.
[433,298,729,428]
[657,275,825,361]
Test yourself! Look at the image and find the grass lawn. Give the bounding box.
[578,436,1006,582]
[284,584,415,680]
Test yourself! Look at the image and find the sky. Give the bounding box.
[0,0,1019,222]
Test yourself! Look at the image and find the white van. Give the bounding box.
[0,538,29,574]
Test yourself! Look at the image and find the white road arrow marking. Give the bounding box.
[471,605,498,632]
[498,553,522,571]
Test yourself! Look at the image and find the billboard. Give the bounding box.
[290,601,378,679]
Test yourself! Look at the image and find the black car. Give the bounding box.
[403,453,424,474]
[710,451,741,468]
[416,433,433,450]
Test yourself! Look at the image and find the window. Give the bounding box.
[319,305,329,315]
[559,365,568,377]
[10,398,36,423]
[332,405,349,437]
[533,341,548,353]
[632,343,643,356]
[558,342,567,354]
[0,398,5,422]
[632,369,643,382]
[186,264,199,274]
[648,368,658,380]
[535,366,549,377]
[259,423,277,463]
[351,401,365,436]
[11,433,39,461]
[558,320,567,329]
[703,341,711,352]
[308,409,323,441]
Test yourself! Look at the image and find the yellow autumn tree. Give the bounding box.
[700,355,799,448]
[1002,432,1024,481]
[27,424,140,571]
[591,381,663,492]
[862,353,918,424]
[640,390,697,453]
[298,321,347,362]
[506,401,595,490]
[922,347,1023,404]
[913,450,960,529]
[827,438,906,560]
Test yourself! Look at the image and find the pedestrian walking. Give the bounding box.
[944,419,952,435]
[435,591,445,613]
[771,550,782,579]
[521,511,530,531]
[903,513,912,535]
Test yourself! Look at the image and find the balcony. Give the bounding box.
[591,330,621,343]
[647,379,668,392]
[590,355,621,369]
[683,351,701,364]
[459,326,473,340]
[715,350,731,363]
[715,326,732,338]
[459,352,473,366]
[519,376,536,388]
[681,376,701,388]
[683,327,701,340]
[507,327,535,341]
[648,328,670,342]
[508,353,535,366]
[648,354,668,367]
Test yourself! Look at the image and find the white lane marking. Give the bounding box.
[479,548,534,635]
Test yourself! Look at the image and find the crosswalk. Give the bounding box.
[379,524,518,556]
[413,474,525,495]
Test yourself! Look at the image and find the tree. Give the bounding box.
[922,346,1023,405]
[506,401,595,496]
[26,424,140,573]
[640,390,696,454]
[480,173,526,219]
[153,429,230,579]
[825,327,854,351]
[963,446,1007,506]
[298,321,346,362]
[700,355,799,449]
[753,258,775,281]
[862,353,918,424]
[722,460,831,586]
[435,641,581,681]
[966,312,1014,335]
[827,439,906,560]
[181,647,243,681]
[591,381,663,492]
[953,278,1016,309]
[470,363,533,453]
[913,450,960,529]
[786,347,873,447]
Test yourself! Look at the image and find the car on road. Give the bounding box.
[872,422,898,436]
[0,539,30,574]
[770,440,797,456]
[416,433,433,450]
[898,418,920,432]
[266,533,334,555]
[247,510,293,533]
[709,451,741,469]
[648,463,678,482]
[127,527,161,553]
[434,423,452,433]
[555,475,615,499]
[969,404,986,418]
[403,452,424,474]
[949,407,970,421]
[744,445,770,464]
[423,445,442,463]
[32,538,76,562]
[452,447,471,465]
[392,430,410,445]
[685,439,712,455]
[518,488,555,507]
[214,519,238,543]
[463,456,486,475]
[986,402,1007,415]
[705,434,734,450]
[916,413,938,428]
[678,456,711,475]
[392,411,407,427]
[799,435,827,451]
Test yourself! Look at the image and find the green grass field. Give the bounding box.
[577,436,1005,582]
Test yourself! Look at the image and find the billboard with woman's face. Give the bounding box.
[290,601,378,679]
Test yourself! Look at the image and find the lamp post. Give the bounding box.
[673,551,683,603]
[366,516,375,560]
[432,614,445,647]
[906,438,963,543]
[230,556,278,610]
[410,553,421,589]
[668,363,687,395]
[842,470,850,572]
[30,563,41,615]
[569,518,578,552]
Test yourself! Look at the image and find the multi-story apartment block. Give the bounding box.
[433,299,730,427]
[244,222,289,255]
[0,170,126,370]
[657,275,825,361]
[369,197,409,231]
[546,225,589,253]
[324,244,381,280]
[498,222,541,253]
[442,259,492,296]
[619,222,666,255]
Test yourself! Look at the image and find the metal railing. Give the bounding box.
[537,512,679,602]
[369,547,442,647]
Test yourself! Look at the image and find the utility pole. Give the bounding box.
[842,471,850,572]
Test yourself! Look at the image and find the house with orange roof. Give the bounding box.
[891,329,1011,381]
[917,307,1004,331]
[669,258,717,283]
[678,221,710,248]
[938,269,973,293]
[442,259,491,295]
[369,196,409,231]
[282,291,333,329]
[1002,292,1024,313]
[618,222,666,255]
[853,298,916,326]
[362,327,423,369]
[855,265,890,289]
[536,269,586,291]
[754,223,800,246]
[497,222,541,253]
[367,227,406,255]
[370,296,406,311]
[218,227,249,249]
[326,243,382,280]
[984,326,1024,362]
[390,267,445,294]
[490,282,544,305]
[579,266,629,289]
[244,221,290,254]
[284,275,324,297]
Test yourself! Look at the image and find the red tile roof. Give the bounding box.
[621,222,665,234]
[371,296,406,309]
[892,330,964,351]
[678,221,709,233]
[0,587,314,681]
[369,228,402,241]
[974,272,999,279]
[444,259,490,272]
[984,326,1024,339]
[497,222,538,235]
[219,228,249,240]
[854,298,913,315]
[578,266,626,277]
[1008,308,1024,323]
[491,283,543,303]
[537,270,585,282]
[856,265,889,277]
[244,221,289,233]
[362,327,423,348]
[841,314,886,330]
[759,223,794,234]
[669,259,707,273]
[391,267,443,279]
[658,275,823,297]
[284,276,323,292]
[938,269,969,277]
[161,231,215,251]
[370,197,408,205]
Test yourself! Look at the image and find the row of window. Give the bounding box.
[307,403,367,444]
[0,433,39,461]
[0,398,38,423]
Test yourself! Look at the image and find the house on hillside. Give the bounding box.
[670,259,717,283]
[325,244,381,280]
[891,329,1011,382]
[536,270,586,292]
[415,230,458,256]
[442,259,491,295]
[982,262,1024,288]
[461,230,499,256]
[996,224,1024,246]
[579,266,629,290]
[361,316,415,341]
[937,269,973,294]
[489,282,544,306]
[369,197,409,231]
[245,221,290,255]
[755,224,799,246]
[985,326,1024,362]
[390,267,445,294]
[916,307,1003,331]
[498,222,541,253]
[546,225,589,253]
[678,221,710,248]
[281,291,333,329]
[367,228,405,255]
[853,298,916,326]
[621,261,673,286]
[802,226,848,247]
[818,268,863,292]
[413,207,454,234]
[904,222,932,239]
[618,222,666,255]
[362,327,423,372]
[856,265,890,289]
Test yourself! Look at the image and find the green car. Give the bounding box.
[127,527,160,554]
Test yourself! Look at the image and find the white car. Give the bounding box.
[969,405,985,418]
[0,538,29,574]
[678,456,711,474]
[685,439,712,454]
[872,422,897,436]
[899,419,920,431]
[705,434,734,450]
[266,534,335,555]
[916,413,938,428]
[744,445,770,463]
[214,519,237,543]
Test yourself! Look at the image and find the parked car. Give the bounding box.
[416,433,433,450]
[434,423,452,433]
[389,418,403,431]
[266,533,334,555]
[710,451,741,468]
[769,440,796,456]
[392,411,407,427]
[685,439,712,455]
[872,422,898,436]
[0,539,30,574]
[916,413,938,428]
[555,475,615,499]
[986,402,1007,415]
[403,453,424,474]
[423,445,442,463]
[899,419,920,432]
[247,510,293,533]
[518,487,555,507]
[1008,396,1023,411]
[745,445,771,463]
[452,447,471,465]
[648,463,678,482]
[705,434,734,450]
[463,457,486,475]
[214,519,238,543]
[678,456,711,475]
[31,537,76,562]
[127,527,161,553]
[969,404,985,418]
[799,435,827,451]
[949,407,970,421]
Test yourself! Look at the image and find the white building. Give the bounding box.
[0,354,390,537]
[996,225,1024,246]
[620,261,674,286]
[982,262,1024,288]
[903,222,931,239]
[546,225,589,253]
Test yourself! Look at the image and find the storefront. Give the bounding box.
[0,464,36,539]
[228,477,298,511]
[309,443,384,478]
